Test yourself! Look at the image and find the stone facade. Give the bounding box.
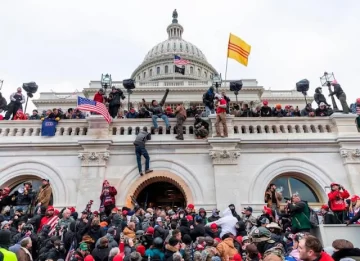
[0,114,358,213]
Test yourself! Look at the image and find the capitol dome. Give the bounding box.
[131,10,218,82]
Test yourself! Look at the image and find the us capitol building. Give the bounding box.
[0,10,359,244]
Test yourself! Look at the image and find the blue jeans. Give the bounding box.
[152,114,170,128]
[135,146,150,173]
[205,106,215,117]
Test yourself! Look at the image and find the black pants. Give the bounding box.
[104,204,115,216]
[5,103,22,120]
[334,211,345,224]
[109,105,120,118]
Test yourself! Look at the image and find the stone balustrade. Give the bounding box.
[0,114,357,139]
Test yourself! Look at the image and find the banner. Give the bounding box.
[41,119,58,137]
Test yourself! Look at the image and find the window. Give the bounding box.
[270,176,320,203]
[197,68,201,76]
[149,69,152,77]
[190,67,194,74]
[138,76,140,81]
[157,67,160,75]
[204,72,207,78]
[143,72,146,78]
[165,65,169,74]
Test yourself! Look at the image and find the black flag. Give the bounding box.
[175,65,185,75]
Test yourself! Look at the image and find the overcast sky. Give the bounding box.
[1,0,359,112]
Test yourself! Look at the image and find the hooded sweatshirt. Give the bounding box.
[207,208,237,238]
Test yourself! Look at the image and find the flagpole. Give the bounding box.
[224,33,231,87]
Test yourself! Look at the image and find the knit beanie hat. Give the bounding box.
[0,230,11,249]
[136,245,146,256]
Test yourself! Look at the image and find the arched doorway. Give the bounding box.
[136,181,186,209]
[125,173,193,209]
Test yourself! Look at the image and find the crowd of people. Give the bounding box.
[0,178,360,261]
[1,82,359,132]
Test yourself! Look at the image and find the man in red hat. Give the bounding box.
[38,205,59,234]
[327,182,349,224]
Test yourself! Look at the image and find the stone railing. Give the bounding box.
[0,120,89,137]
[0,114,357,138]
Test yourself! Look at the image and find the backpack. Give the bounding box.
[149,254,162,261]
[202,93,207,104]
[309,207,319,228]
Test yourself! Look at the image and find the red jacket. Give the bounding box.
[328,189,350,211]
[216,98,227,114]
[100,186,117,206]
[93,92,104,103]
[319,251,335,261]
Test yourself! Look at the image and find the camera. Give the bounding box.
[284,197,291,201]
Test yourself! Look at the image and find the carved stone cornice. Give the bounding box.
[78,151,110,167]
[339,148,360,164]
[209,149,240,165]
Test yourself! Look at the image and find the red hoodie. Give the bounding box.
[328,189,350,211]
[93,92,104,103]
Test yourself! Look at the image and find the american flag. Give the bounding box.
[174,55,190,65]
[76,96,111,123]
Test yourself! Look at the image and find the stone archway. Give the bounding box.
[248,157,333,204]
[0,160,68,207]
[123,170,194,208]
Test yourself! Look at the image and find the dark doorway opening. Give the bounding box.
[136,182,186,210]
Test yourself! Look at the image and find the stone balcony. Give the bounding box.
[0,114,357,144]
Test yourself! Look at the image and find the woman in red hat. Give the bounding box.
[327,182,350,224]
[348,195,360,224]
[99,180,117,216]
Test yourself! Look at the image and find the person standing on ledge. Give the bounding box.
[214,93,228,138]
[175,103,187,140]
[142,88,170,132]
[329,80,350,114]
[134,129,153,177]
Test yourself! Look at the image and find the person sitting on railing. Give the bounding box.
[300,104,315,117]
[240,103,253,117]
[272,104,284,117]
[165,106,175,118]
[142,88,170,132]
[13,109,28,120]
[194,114,209,139]
[71,109,85,119]
[126,107,139,119]
[315,102,331,117]
[29,110,41,120]
[186,105,199,118]
[138,107,151,118]
[260,100,272,117]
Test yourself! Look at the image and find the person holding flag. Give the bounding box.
[76,96,111,123]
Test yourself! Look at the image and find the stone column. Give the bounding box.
[76,115,113,211]
[208,139,241,211]
[339,148,360,195]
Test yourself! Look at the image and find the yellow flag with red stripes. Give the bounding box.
[227,33,251,66]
